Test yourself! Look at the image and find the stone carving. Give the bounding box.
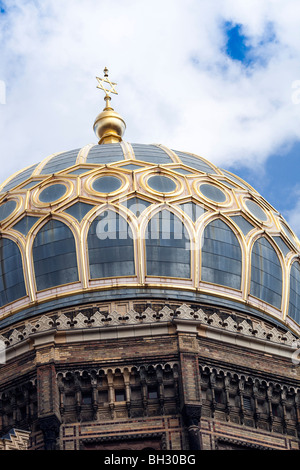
[2,303,298,350]
[176,304,194,318]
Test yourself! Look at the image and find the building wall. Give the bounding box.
[0,299,299,450]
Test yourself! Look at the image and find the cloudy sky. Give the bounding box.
[0,0,300,232]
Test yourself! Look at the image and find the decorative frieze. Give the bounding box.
[0,303,298,351]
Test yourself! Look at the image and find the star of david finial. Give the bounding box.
[96,67,118,108]
[93,67,126,145]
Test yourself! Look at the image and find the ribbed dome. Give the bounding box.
[0,141,299,336]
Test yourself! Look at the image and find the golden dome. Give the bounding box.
[0,70,299,338]
[0,140,300,338]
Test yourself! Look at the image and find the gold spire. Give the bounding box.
[93,68,126,145]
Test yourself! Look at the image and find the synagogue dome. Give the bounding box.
[0,71,300,338]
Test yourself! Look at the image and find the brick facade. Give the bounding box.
[0,300,299,450]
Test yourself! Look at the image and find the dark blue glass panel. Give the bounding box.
[1,164,38,192]
[201,219,242,289]
[67,168,92,175]
[88,211,135,278]
[280,222,295,244]
[250,237,282,308]
[199,184,226,203]
[178,202,205,222]
[131,144,173,164]
[222,170,250,189]
[121,197,151,217]
[93,176,122,193]
[33,220,79,291]
[0,200,17,221]
[288,261,300,324]
[86,144,124,164]
[174,151,217,174]
[148,175,176,193]
[12,216,40,236]
[120,164,144,171]
[230,215,254,235]
[21,180,43,190]
[64,202,94,222]
[0,238,26,306]
[245,200,268,222]
[170,167,194,175]
[145,210,190,278]
[218,179,237,189]
[40,149,80,174]
[39,184,67,203]
[273,236,290,257]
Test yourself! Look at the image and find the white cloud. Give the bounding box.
[0,0,300,193]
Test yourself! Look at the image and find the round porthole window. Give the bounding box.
[147,175,177,193]
[92,176,122,193]
[199,183,226,203]
[245,200,268,222]
[0,200,17,221]
[39,184,67,203]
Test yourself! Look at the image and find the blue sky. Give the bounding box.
[0,0,300,233]
[222,19,300,227]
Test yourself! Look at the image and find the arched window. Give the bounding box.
[288,261,300,324]
[250,237,282,309]
[33,220,79,291]
[201,219,242,289]
[0,238,26,306]
[87,210,135,278]
[145,210,190,278]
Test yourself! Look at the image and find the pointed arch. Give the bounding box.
[250,236,282,309]
[201,218,242,289]
[87,209,135,279]
[32,219,79,291]
[0,237,27,307]
[145,208,191,278]
[288,260,300,324]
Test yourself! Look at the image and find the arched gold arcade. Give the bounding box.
[0,204,299,330]
[0,145,299,335]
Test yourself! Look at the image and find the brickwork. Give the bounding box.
[58,416,183,451]
[0,300,299,450]
[197,335,300,382]
[200,417,299,450]
[37,364,60,418]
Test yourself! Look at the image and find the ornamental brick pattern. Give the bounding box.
[0,300,299,450]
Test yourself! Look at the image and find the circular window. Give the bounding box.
[92,176,122,193]
[0,200,17,221]
[199,183,226,203]
[245,200,268,222]
[147,175,176,193]
[39,184,67,203]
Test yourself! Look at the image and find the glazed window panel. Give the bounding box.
[145,210,191,278]
[1,164,38,192]
[40,150,80,174]
[250,237,282,309]
[86,143,124,164]
[288,261,300,324]
[131,144,173,164]
[174,150,217,174]
[88,210,135,278]
[33,220,79,291]
[201,219,242,289]
[0,238,27,307]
